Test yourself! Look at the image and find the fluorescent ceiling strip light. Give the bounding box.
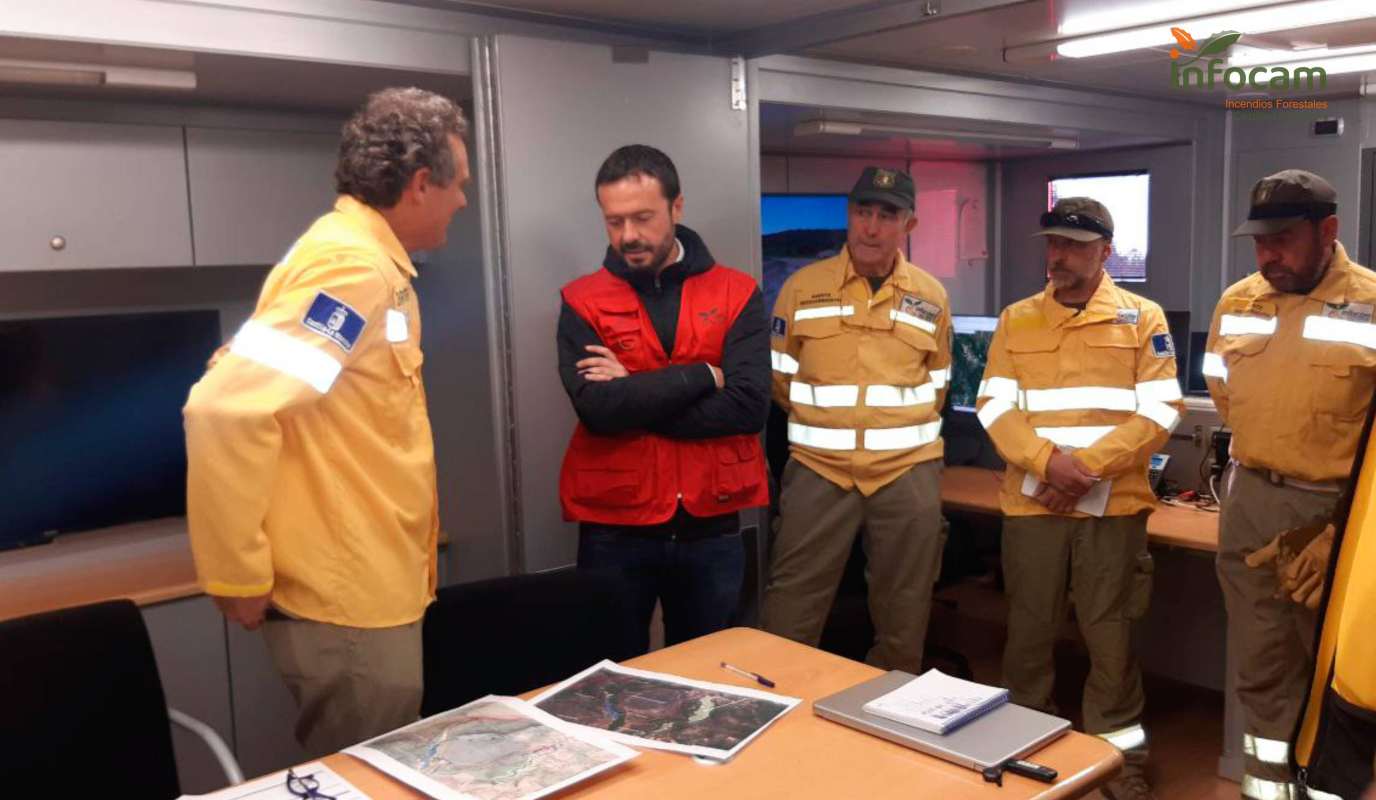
[793,119,1078,149]
[1055,0,1376,59]
[0,58,196,90]
[1062,0,1280,36]
[1230,43,1376,75]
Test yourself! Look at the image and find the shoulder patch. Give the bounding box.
[772,316,787,337]
[303,291,367,352]
[1151,332,1176,359]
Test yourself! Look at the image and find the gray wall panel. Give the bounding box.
[493,35,754,571]
[1000,144,1194,316]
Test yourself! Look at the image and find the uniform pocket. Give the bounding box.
[570,431,654,510]
[1310,346,1375,421]
[713,438,762,503]
[1082,324,1138,379]
[1125,550,1154,621]
[1006,329,1062,386]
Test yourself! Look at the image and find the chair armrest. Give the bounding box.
[168,706,244,786]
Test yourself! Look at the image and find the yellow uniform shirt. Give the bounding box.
[184,195,438,628]
[770,247,951,496]
[977,274,1182,517]
[1204,242,1376,483]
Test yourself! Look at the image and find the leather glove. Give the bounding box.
[1279,524,1336,610]
[1244,520,1329,573]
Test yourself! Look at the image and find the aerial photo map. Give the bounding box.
[345,695,637,800]
[531,660,800,760]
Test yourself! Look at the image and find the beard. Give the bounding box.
[619,232,677,273]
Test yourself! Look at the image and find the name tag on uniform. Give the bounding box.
[1226,297,1277,317]
[900,293,942,324]
[1323,302,1374,323]
[303,292,366,352]
[1115,307,1140,325]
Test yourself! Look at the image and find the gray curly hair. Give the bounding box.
[335,87,468,208]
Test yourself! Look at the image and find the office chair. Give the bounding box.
[0,599,241,798]
[421,567,646,716]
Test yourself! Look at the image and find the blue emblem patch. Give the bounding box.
[772,316,787,337]
[302,291,367,352]
[1151,332,1175,359]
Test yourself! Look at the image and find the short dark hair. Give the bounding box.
[595,144,680,203]
[335,87,468,208]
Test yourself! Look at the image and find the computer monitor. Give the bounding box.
[948,315,999,413]
[1187,330,1210,395]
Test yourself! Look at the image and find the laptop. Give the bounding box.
[813,671,1071,771]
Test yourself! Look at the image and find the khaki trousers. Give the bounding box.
[262,615,424,758]
[1002,513,1153,769]
[1216,462,1338,788]
[762,458,945,673]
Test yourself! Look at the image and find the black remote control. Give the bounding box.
[1003,759,1058,783]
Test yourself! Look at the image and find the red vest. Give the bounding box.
[559,264,769,525]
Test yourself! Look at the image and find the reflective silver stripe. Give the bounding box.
[1240,775,1296,800]
[1220,314,1278,337]
[1022,386,1137,413]
[1096,724,1147,752]
[1305,786,1344,800]
[1135,377,1182,403]
[1137,400,1181,432]
[788,422,856,450]
[790,381,860,407]
[1304,314,1376,350]
[772,350,799,374]
[1034,425,1115,449]
[977,398,1015,429]
[1242,734,1292,766]
[230,320,343,393]
[890,309,937,334]
[978,376,1020,404]
[928,368,949,389]
[864,420,943,450]
[1202,352,1228,380]
[794,305,854,321]
[865,383,937,407]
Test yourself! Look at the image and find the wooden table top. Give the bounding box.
[322,627,1122,799]
[941,466,1219,553]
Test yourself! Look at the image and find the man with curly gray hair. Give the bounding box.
[184,87,469,755]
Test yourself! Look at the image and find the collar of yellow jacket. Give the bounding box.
[836,245,919,293]
[1040,270,1122,328]
[1296,241,1355,305]
[333,194,418,280]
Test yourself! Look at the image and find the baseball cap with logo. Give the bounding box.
[1034,197,1115,242]
[849,166,916,211]
[1232,169,1338,236]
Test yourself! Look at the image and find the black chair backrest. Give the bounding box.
[0,599,179,798]
[421,567,645,717]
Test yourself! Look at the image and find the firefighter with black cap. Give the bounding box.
[763,165,951,672]
[1204,168,1376,800]
[977,196,1180,800]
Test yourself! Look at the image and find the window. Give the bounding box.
[1047,171,1149,283]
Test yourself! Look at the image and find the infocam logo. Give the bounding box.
[1169,28,1327,92]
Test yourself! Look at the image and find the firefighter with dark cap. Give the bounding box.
[763,165,951,673]
[1203,169,1376,800]
[977,196,1181,800]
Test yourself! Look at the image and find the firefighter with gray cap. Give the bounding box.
[1203,169,1376,800]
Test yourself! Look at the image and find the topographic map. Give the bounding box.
[345,695,636,800]
[532,660,800,760]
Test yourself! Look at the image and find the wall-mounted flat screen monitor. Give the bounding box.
[948,315,999,413]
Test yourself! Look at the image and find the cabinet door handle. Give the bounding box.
[50,235,67,251]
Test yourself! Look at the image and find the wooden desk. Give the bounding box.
[941,466,1219,553]
[0,518,453,622]
[320,627,1122,799]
